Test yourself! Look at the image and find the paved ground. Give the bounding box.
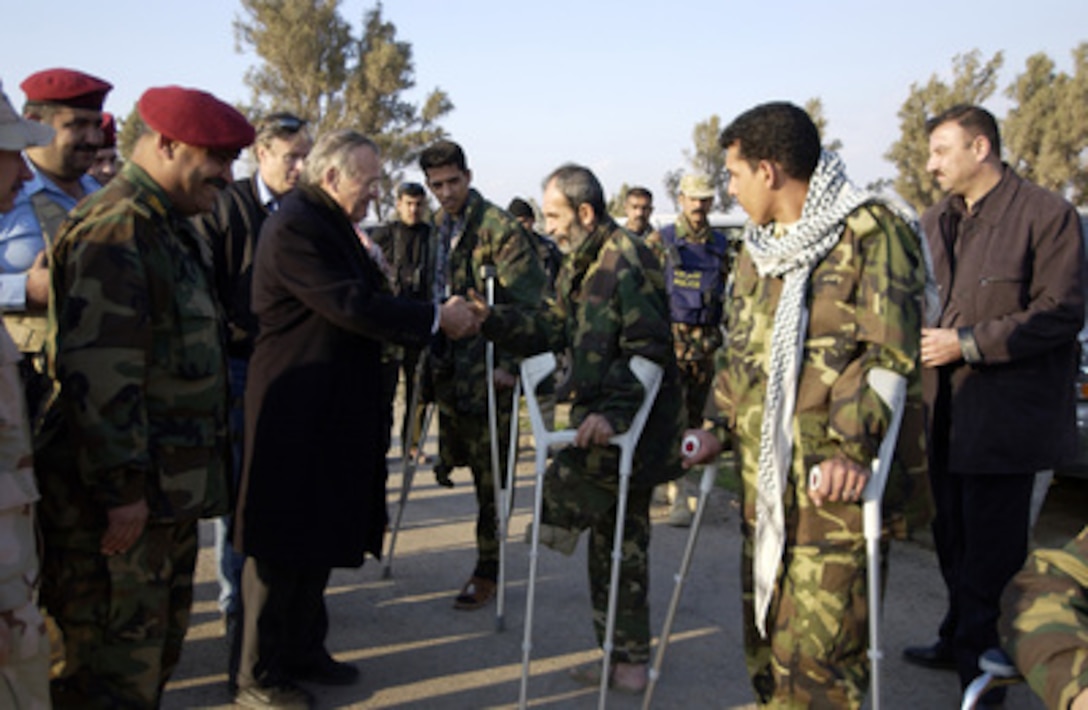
[161,416,1085,709]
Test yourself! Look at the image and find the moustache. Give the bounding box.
[74,144,98,153]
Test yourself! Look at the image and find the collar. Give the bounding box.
[948,163,1014,222]
[24,161,100,210]
[119,161,176,220]
[254,172,279,211]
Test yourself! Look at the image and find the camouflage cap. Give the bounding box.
[679,173,714,199]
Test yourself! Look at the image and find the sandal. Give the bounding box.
[453,576,495,610]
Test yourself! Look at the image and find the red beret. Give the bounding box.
[100,112,116,148]
[20,68,112,110]
[138,86,255,152]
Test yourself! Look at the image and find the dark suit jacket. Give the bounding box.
[922,166,1085,473]
[236,184,434,568]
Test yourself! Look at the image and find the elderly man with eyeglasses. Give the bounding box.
[192,111,314,693]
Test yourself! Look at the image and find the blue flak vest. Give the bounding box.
[660,224,728,326]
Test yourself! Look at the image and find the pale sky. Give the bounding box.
[5,0,1086,214]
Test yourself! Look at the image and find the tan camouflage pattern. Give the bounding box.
[35,161,230,552]
[1001,525,1088,710]
[713,203,929,706]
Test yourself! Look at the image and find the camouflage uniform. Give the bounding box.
[645,215,730,427]
[712,203,927,707]
[34,161,229,708]
[0,327,49,710]
[431,189,546,581]
[484,217,684,663]
[1001,525,1088,709]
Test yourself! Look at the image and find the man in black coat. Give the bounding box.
[903,104,1086,699]
[232,130,478,709]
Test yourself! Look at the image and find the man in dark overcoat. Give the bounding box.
[233,130,478,709]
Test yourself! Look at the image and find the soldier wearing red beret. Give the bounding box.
[0,68,112,418]
[87,112,119,187]
[35,86,254,708]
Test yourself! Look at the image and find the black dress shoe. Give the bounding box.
[288,655,360,686]
[902,640,957,670]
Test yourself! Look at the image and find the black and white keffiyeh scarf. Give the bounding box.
[744,150,930,637]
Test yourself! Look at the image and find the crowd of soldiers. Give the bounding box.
[0,64,1086,710]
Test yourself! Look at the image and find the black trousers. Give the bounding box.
[929,469,1034,688]
[237,557,331,689]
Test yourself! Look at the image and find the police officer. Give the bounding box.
[645,173,730,526]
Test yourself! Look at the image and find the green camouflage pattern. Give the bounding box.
[713,203,928,706]
[483,217,684,663]
[436,397,512,580]
[542,453,652,663]
[430,189,546,417]
[485,218,685,487]
[35,162,229,551]
[42,520,198,708]
[1001,524,1088,710]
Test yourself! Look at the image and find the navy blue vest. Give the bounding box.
[660,224,727,325]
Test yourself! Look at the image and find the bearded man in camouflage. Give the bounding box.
[35,87,253,708]
[684,102,929,707]
[472,164,684,693]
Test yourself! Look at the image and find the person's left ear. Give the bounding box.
[577,202,594,229]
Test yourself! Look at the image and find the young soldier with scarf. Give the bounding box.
[684,101,932,707]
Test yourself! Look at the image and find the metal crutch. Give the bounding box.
[807,368,907,710]
[495,377,521,632]
[481,264,510,632]
[516,352,662,709]
[597,355,663,710]
[382,353,436,579]
[641,438,718,710]
[518,352,575,710]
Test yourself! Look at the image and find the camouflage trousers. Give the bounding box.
[0,599,50,710]
[740,521,880,709]
[544,447,652,664]
[676,355,715,428]
[41,520,199,709]
[438,397,512,581]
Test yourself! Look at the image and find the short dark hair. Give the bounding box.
[507,197,534,221]
[397,181,425,199]
[719,101,821,181]
[420,139,467,173]
[626,186,652,202]
[925,104,1001,158]
[544,163,606,219]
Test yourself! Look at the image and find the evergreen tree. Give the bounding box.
[234,0,453,216]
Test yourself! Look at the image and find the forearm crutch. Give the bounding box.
[806,368,907,710]
[481,264,509,632]
[641,444,718,710]
[382,351,436,579]
[518,352,574,710]
[597,355,663,710]
[495,376,521,632]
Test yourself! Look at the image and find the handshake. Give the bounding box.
[437,290,491,340]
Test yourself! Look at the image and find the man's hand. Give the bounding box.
[493,367,517,389]
[439,295,481,340]
[921,327,963,368]
[808,455,870,507]
[101,498,150,556]
[575,413,614,447]
[466,288,489,321]
[24,251,49,311]
[681,429,722,469]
